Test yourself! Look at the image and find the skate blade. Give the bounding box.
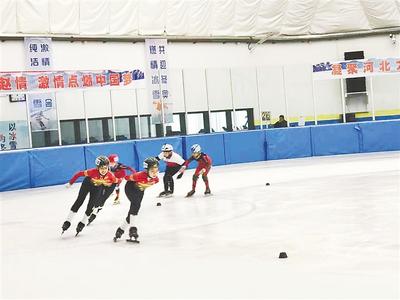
[126,239,140,243]
[204,193,213,197]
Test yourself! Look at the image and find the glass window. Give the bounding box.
[187,112,209,134]
[31,130,59,148]
[60,119,87,145]
[233,108,255,130]
[88,118,113,143]
[166,113,186,136]
[135,115,157,139]
[115,116,137,140]
[210,111,228,132]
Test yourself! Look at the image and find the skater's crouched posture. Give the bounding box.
[61,156,119,236]
[177,144,212,197]
[113,157,159,243]
[156,143,185,197]
[87,154,135,226]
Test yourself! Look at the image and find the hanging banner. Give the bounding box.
[145,39,173,124]
[312,57,400,80]
[24,37,52,71]
[0,70,145,93]
[28,93,58,132]
[0,121,30,151]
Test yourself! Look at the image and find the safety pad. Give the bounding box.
[135,137,183,172]
[0,151,31,191]
[311,123,361,156]
[183,133,226,168]
[224,130,266,164]
[359,120,400,153]
[266,127,312,160]
[29,146,86,188]
[84,141,137,171]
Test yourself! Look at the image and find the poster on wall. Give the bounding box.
[145,39,173,125]
[28,93,58,132]
[0,121,30,151]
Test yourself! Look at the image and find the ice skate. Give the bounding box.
[113,227,124,242]
[75,221,85,236]
[126,226,140,243]
[186,189,195,198]
[87,214,96,226]
[61,221,71,235]
[204,188,212,196]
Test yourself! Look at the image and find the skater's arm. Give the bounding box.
[68,170,87,184]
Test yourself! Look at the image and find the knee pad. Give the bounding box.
[202,174,208,182]
[192,174,199,181]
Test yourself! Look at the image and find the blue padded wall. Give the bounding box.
[183,133,226,168]
[84,141,137,171]
[29,146,86,188]
[311,123,361,156]
[135,137,183,172]
[0,151,31,191]
[266,127,312,160]
[224,130,266,164]
[359,120,400,153]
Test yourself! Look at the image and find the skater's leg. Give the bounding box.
[166,165,180,194]
[202,167,211,193]
[114,182,143,241]
[70,177,91,212]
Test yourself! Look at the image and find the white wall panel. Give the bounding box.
[168,69,185,112]
[231,67,258,109]
[0,0,17,33]
[0,95,27,121]
[17,0,49,33]
[257,66,286,120]
[83,89,111,118]
[206,68,232,111]
[111,89,138,117]
[182,69,208,112]
[56,90,85,120]
[283,64,314,120]
[49,0,79,34]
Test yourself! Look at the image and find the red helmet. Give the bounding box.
[108,154,119,164]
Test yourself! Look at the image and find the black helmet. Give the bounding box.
[143,157,159,170]
[95,155,110,168]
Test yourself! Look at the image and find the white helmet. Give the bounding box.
[161,143,173,152]
[191,144,201,153]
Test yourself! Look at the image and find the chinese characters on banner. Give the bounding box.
[24,37,58,135]
[24,37,52,71]
[0,121,29,151]
[145,39,173,124]
[0,70,145,93]
[312,57,400,80]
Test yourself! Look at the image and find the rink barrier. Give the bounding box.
[135,137,183,173]
[183,133,226,166]
[310,123,361,156]
[0,119,399,192]
[265,126,312,160]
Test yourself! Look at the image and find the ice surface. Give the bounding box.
[1,152,399,299]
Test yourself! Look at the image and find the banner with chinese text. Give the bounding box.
[24,37,53,71]
[0,70,145,93]
[312,57,400,80]
[145,39,173,125]
[0,121,29,151]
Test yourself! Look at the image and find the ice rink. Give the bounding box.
[1,151,399,299]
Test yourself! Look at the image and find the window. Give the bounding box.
[187,111,210,134]
[233,108,255,130]
[31,130,59,148]
[166,113,186,136]
[210,111,230,132]
[115,116,137,140]
[88,118,113,143]
[136,115,157,139]
[60,119,87,145]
